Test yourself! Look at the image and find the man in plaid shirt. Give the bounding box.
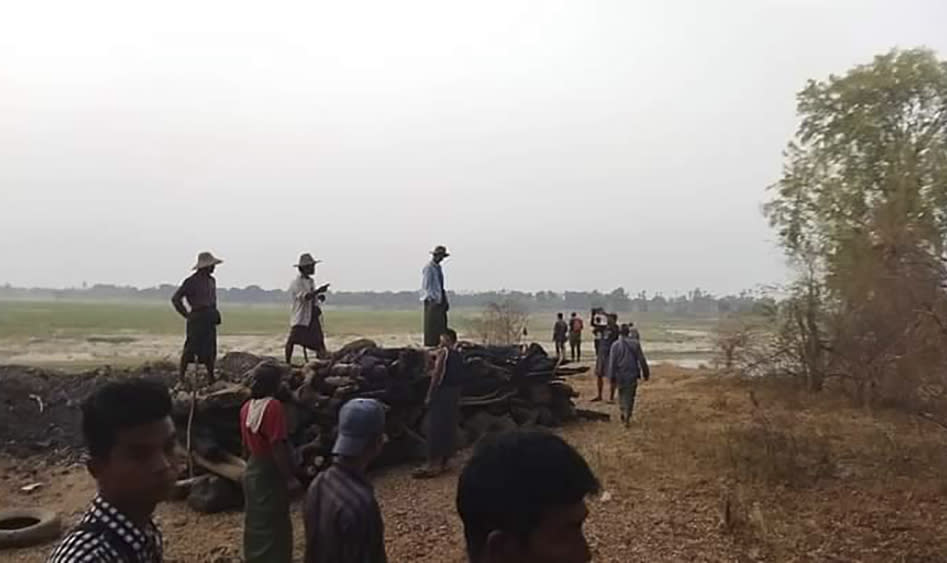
[48,378,178,562]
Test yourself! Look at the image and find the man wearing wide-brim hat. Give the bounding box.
[285,253,331,364]
[172,251,223,383]
[420,245,451,347]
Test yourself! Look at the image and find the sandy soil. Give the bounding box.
[4,366,943,562]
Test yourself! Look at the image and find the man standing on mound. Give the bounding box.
[172,251,222,384]
[285,252,330,364]
[421,245,450,347]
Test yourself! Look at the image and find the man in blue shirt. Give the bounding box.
[420,245,450,347]
[607,324,650,427]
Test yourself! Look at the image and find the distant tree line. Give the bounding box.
[0,283,770,315]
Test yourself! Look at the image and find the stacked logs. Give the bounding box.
[171,340,604,512]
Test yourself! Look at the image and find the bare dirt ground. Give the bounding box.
[0,333,712,369]
[3,366,946,562]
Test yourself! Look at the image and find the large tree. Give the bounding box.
[766,48,947,274]
[765,48,947,403]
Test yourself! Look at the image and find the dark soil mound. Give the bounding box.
[0,363,177,460]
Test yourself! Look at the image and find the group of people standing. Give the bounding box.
[48,245,642,562]
[50,373,602,563]
[552,312,586,361]
[171,251,332,386]
[553,310,650,426]
[173,245,453,384]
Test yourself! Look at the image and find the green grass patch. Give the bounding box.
[0,300,482,340]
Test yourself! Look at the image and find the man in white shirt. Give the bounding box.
[421,245,450,347]
[285,253,330,364]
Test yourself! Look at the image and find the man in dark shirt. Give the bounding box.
[592,314,620,403]
[552,313,569,359]
[304,398,388,563]
[48,378,178,562]
[414,328,465,479]
[457,430,600,563]
[568,312,584,362]
[171,251,222,383]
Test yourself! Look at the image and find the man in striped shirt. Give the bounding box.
[48,378,178,562]
[304,398,388,563]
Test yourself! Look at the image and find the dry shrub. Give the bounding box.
[712,316,752,372]
[719,483,770,544]
[723,392,834,487]
[709,391,729,412]
[470,299,529,346]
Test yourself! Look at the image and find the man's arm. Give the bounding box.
[420,264,434,301]
[263,402,302,494]
[171,282,189,318]
[425,348,447,404]
[291,278,315,302]
[636,342,650,381]
[607,341,620,381]
[272,440,302,495]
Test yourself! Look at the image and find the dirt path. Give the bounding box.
[2,367,945,562]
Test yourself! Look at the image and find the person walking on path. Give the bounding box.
[285,253,331,364]
[172,251,222,384]
[414,328,465,479]
[552,313,569,359]
[304,398,388,563]
[456,429,600,563]
[592,314,620,403]
[240,362,302,563]
[568,312,584,362]
[607,324,651,427]
[421,245,450,347]
[48,379,177,563]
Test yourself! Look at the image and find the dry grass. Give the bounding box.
[2,367,946,562]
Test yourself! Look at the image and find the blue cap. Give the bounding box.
[332,398,386,457]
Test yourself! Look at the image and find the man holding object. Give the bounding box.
[285,252,330,364]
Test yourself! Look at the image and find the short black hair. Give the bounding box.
[456,430,600,559]
[443,328,458,342]
[620,324,631,336]
[557,313,564,319]
[82,378,173,459]
[249,360,283,399]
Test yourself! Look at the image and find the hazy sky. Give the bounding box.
[2,1,946,294]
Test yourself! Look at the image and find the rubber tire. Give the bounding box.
[0,507,62,549]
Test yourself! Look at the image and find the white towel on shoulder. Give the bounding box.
[245,398,273,434]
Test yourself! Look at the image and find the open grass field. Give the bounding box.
[0,300,717,369]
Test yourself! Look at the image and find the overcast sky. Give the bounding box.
[2,1,945,294]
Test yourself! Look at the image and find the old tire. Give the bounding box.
[0,508,61,549]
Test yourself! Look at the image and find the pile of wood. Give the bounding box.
[171,340,602,512]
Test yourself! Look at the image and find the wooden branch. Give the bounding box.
[192,451,247,483]
[917,412,947,432]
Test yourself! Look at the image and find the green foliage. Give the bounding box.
[766,48,947,274]
[763,48,947,410]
